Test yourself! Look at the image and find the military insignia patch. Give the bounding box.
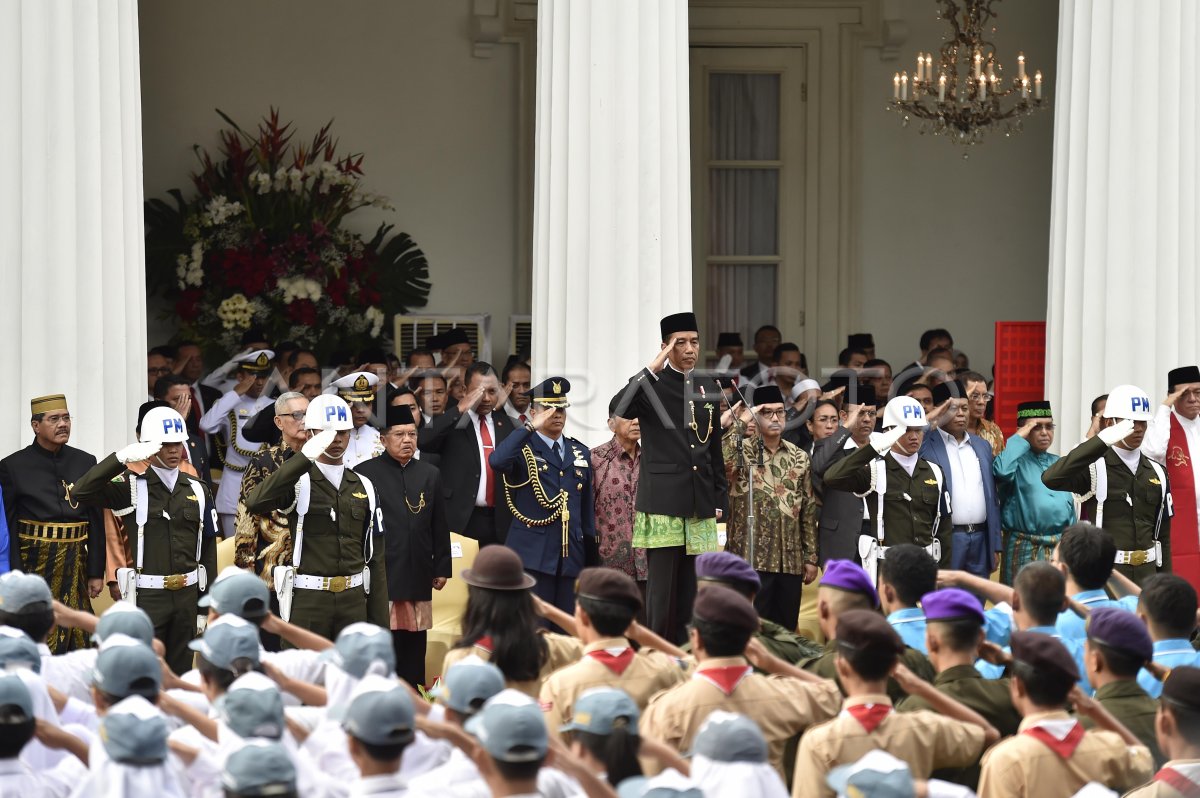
[352,492,368,499]
[924,478,938,485]
[354,374,370,392]
[1149,478,1162,485]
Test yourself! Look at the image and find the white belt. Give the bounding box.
[873,540,942,561]
[136,569,199,590]
[1114,546,1158,567]
[293,572,364,593]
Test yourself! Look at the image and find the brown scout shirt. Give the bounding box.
[440,632,583,699]
[1123,760,1200,798]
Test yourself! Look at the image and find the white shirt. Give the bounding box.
[351,772,409,797]
[1146,405,1200,524]
[467,409,496,507]
[406,748,579,798]
[1113,444,1142,474]
[317,462,346,490]
[38,643,97,704]
[939,430,987,525]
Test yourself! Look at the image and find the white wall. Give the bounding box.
[856,0,1058,374]
[138,0,521,359]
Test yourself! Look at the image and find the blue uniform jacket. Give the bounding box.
[489,427,596,577]
[919,429,1003,553]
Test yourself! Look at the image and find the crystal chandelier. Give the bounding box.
[886,0,1046,147]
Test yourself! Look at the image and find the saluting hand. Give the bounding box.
[1015,418,1038,439]
[457,385,484,415]
[1163,382,1200,407]
[648,337,682,374]
[233,371,257,396]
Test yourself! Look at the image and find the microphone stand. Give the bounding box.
[725,381,766,566]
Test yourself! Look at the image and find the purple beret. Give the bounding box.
[820,560,879,608]
[1086,607,1153,664]
[921,588,985,625]
[695,552,761,591]
[1011,631,1079,682]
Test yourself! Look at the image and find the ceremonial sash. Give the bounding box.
[587,647,636,676]
[1021,720,1085,759]
[1154,767,1200,798]
[694,665,752,696]
[1167,415,1200,586]
[845,703,892,733]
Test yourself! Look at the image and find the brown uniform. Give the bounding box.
[638,655,842,777]
[1124,760,1200,798]
[539,636,688,736]
[440,632,582,699]
[791,693,987,798]
[977,710,1153,798]
[802,639,936,701]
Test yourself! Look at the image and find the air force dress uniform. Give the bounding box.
[489,377,596,614]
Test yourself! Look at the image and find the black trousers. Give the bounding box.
[392,629,428,688]
[463,507,499,547]
[754,571,804,632]
[646,547,696,645]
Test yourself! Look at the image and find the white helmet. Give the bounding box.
[305,394,354,431]
[139,407,190,445]
[881,396,928,430]
[1103,384,1154,422]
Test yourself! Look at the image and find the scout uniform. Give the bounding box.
[490,377,596,615]
[199,350,275,537]
[1043,384,1172,586]
[224,742,297,797]
[638,586,843,777]
[823,396,952,579]
[72,406,218,674]
[1082,607,1164,766]
[792,610,988,798]
[539,568,687,735]
[342,676,416,798]
[691,711,790,797]
[0,394,104,652]
[244,394,388,641]
[1125,666,1200,798]
[976,631,1154,798]
[332,371,384,470]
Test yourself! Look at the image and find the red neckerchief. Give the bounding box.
[1167,415,1200,587]
[695,665,752,696]
[587,648,636,676]
[845,703,892,733]
[1022,721,1085,759]
[1155,767,1200,798]
[474,635,494,654]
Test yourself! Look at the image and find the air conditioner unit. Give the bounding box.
[393,314,492,365]
[509,315,531,362]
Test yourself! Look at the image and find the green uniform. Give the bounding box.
[1082,679,1164,768]
[1042,436,1172,586]
[245,454,387,640]
[757,618,823,664]
[898,663,1022,789]
[801,638,936,701]
[72,455,218,674]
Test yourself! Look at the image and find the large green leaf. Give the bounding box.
[368,223,431,313]
[144,188,188,297]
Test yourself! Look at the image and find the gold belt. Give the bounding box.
[17,520,89,543]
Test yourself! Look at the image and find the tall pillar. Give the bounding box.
[531,0,692,443]
[1046,0,1200,442]
[0,0,147,458]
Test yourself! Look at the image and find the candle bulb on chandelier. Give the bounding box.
[973,50,982,78]
[978,74,986,101]
[901,71,908,101]
[938,73,947,103]
[1021,77,1029,99]
[1034,70,1043,99]
[987,59,995,80]
[1017,52,1026,80]
[894,72,900,99]
[916,53,924,82]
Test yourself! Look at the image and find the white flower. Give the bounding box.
[217,294,253,330]
[272,169,289,192]
[286,167,304,193]
[365,306,386,338]
[249,170,272,195]
[202,195,244,227]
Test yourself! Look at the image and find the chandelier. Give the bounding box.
[886,0,1046,148]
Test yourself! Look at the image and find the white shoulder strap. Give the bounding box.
[864,458,887,542]
[355,472,382,564]
[1146,458,1172,538]
[292,474,312,567]
[186,478,206,564]
[927,461,946,536]
[1094,459,1108,528]
[133,476,148,571]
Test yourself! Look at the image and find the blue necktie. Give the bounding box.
[554,441,563,462]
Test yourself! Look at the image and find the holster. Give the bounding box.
[858,535,880,585]
[116,567,137,605]
[274,566,296,622]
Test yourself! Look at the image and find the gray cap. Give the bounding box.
[0,572,52,613]
[0,627,41,673]
[0,674,33,720]
[92,635,161,700]
[321,622,395,678]
[690,711,767,763]
[826,750,915,798]
[561,687,639,736]
[188,615,261,671]
[432,656,505,715]
[617,772,705,798]
[218,672,284,740]
[465,689,548,763]
[95,602,155,646]
[222,740,297,795]
[198,567,270,620]
[342,674,415,746]
[99,695,169,764]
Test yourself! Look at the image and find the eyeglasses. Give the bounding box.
[148,367,171,376]
[969,392,994,402]
[39,414,71,424]
[759,409,787,419]
[1031,423,1056,431]
[278,411,307,422]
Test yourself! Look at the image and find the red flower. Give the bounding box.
[288,299,318,326]
[175,289,204,322]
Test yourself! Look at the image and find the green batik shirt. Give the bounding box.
[721,429,818,574]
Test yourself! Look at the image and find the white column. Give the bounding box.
[0,0,147,458]
[1046,0,1200,443]
[532,0,692,443]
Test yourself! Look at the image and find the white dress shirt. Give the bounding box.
[939,430,987,525]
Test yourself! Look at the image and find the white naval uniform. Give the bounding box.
[199,390,274,530]
[342,424,383,470]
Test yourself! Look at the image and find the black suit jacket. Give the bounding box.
[810,426,868,565]
[417,408,513,539]
[242,405,283,447]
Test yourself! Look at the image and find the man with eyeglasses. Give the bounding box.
[146,346,174,401]
[811,386,878,565]
[721,384,818,630]
[992,401,1077,585]
[962,370,1005,457]
[0,395,105,652]
[1143,365,1200,589]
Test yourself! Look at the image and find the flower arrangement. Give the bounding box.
[145,108,430,359]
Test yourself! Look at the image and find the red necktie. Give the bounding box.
[519,414,527,425]
[587,648,636,676]
[695,665,752,696]
[846,703,892,733]
[479,415,495,506]
[1155,768,1200,798]
[1022,722,1085,759]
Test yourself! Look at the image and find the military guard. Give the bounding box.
[0,394,105,652]
[1043,384,1173,586]
[199,349,275,537]
[823,395,953,579]
[489,377,596,615]
[244,394,388,641]
[332,371,384,469]
[72,405,219,673]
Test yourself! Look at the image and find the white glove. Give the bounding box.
[302,428,338,461]
[872,426,907,455]
[1097,418,1137,446]
[116,441,162,464]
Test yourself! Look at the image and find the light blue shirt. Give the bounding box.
[992,434,1076,535]
[887,608,927,654]
[976,624,1092,694]
[1137,638,1200,698]
[1055,590,1139,641]
[536,432,566,462]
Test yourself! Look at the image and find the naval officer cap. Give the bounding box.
[92,634,161,699]
[0,571,53,613]
[188,615,261,671]
[820,560,880,608]
[527,377,571,408]
[1168,366,1200,392]
[659,312,699,341]
[223,740,297,796]
[575,567,643,610]
[236,349,275,374]
[691,584,759,633]
[1086,607,1154,664]
[198,566,270,620]
[432,657,506,715]
[921,588,985,625]
[695,551,761,593]
[333,371,380,402]
[1010,630,1079,682]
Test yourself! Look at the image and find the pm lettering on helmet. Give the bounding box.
[162,418,184,435]
[1132,396,1150,414]
[902,405,922,419]
[325,405,348,422]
